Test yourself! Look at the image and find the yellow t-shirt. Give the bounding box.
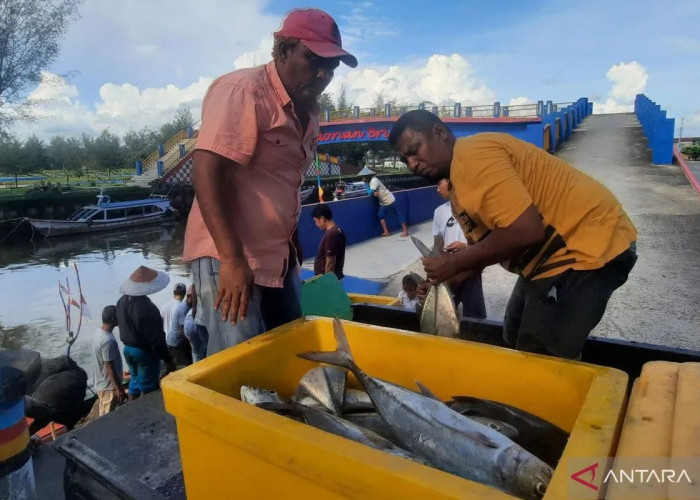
[449,133,637,280]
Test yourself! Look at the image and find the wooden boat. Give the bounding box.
[27,190,177,237]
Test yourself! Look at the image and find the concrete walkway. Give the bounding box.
[554,114,700,351]
[688,160,700,185]
[311,113,700,351]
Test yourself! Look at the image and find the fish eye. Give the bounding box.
[534,481,548,496]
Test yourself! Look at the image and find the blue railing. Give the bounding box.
[634,94,675,165]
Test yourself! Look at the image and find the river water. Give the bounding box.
[0,221,191,374]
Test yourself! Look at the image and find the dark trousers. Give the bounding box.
[503,245,638,359]
[452,274,487,320]
[168,341,193,369]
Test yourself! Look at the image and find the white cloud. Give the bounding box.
[593,61,648,114]
[508,96,532,106]
[339,3,400,46]
[233,36,274,70]
[324,53,496,108]
[13,72,211,140]
[13,52,500,140]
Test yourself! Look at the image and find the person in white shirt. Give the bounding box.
[397,275,420,311]
[160,283,186,337]
[432,178,486,319]
[361,168,409,237]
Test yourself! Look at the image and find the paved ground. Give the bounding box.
[688,160,700,183]
[553,114,700,350]
[320,114,700,351]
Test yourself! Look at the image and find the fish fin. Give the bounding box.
[414,381,441,401]
[297,317,356,371]
[436,414,500,448]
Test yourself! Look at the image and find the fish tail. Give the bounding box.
[297,317,357,372]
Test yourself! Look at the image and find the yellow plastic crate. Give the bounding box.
[348,293,400,307]
[162,317,628,499]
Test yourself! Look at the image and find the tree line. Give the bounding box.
[0,106,196,179]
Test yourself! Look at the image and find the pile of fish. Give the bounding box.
[240,318,569,500]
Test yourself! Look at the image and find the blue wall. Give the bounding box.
[634,94,675,165]
[298,185,443,260]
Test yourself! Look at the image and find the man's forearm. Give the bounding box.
[192,151,244,262]
[324,256,336,274]
[104,362,121,391]
[447,269,480,288]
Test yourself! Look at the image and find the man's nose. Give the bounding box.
[407,157,419,170]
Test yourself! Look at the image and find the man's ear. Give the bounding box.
[278,40,295,62]
[434,122,447,141]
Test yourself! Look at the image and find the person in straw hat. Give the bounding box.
[116,266,177,398]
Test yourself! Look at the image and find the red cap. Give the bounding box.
[275,8,358,68]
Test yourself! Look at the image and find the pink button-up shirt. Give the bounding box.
[182,61,318,288]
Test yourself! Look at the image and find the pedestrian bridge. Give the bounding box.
[316,98,590,153]
[152,97,593,186]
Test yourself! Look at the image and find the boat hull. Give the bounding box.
[28,213,177,238]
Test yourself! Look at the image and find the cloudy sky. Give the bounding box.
[12,0,700,140]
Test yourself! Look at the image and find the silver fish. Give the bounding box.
[342,388,375,413]
[296,395,329,412]
[344,412,397,442]
[294,365,347,415]
[259,402,431,466]
[410,235,460,338]
[419,282,460,337]
[413,383,520,442]
[298,318,552,500]
[240,385,284,405]
[449,396,569,468]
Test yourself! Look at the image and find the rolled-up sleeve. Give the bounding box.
[195,81,258,167]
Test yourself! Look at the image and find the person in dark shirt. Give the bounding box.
[312,204,346,280]
[117,266,176,399]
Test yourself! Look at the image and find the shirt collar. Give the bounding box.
[265,60,320,114]
[266,61,291,108]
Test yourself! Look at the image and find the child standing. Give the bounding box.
[90,305,126,417]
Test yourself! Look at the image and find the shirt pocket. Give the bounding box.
[260,126,296,149]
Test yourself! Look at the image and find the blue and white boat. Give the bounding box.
[27,190,177,237]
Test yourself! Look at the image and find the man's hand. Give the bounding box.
[115,386,127,403]
[444,241,467,253]
[215,258,255,324]
[416,281,430,306]
[422,253,457,284]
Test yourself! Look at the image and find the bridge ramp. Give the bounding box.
[543,113,700,350]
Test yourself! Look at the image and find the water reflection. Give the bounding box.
[0,221,191,372]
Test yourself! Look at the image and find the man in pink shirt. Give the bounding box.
[183,8,357,354]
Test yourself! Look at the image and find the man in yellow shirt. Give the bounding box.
[388,110,637,359]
